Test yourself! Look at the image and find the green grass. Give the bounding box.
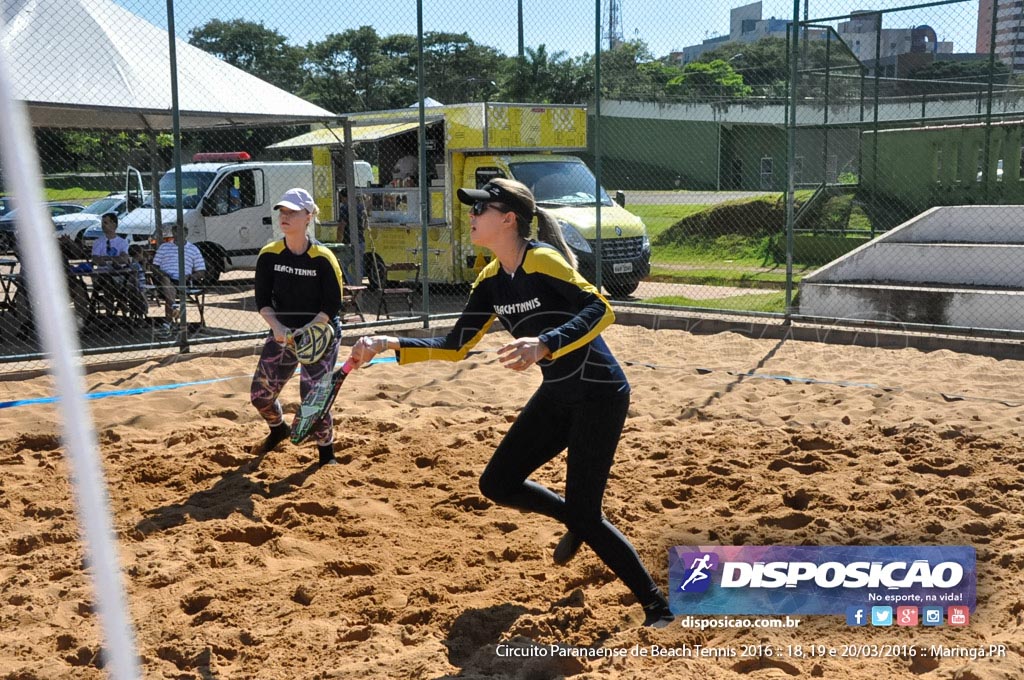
[652,234,771,268]
[649,265,804,288]
[626,195,824,313]
[44,188,108,203]
[3,188,109,204]
[847,203,873,232]
[643,291,788,313]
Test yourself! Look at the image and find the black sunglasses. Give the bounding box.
[470,201,509,216]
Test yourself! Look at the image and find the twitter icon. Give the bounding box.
[871,606,893,626]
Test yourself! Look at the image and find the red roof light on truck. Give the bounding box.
[192,151,251,163]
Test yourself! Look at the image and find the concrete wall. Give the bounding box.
[593,109,858,191]
[800,282,1024,330]
[800,205,1024,330]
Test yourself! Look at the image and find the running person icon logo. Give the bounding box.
[678,551,719,593]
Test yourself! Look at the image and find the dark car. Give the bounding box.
[0,202,85,253]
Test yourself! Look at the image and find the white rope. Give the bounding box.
[0,24,140,680]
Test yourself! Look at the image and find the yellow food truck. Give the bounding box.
[269,102,650,297]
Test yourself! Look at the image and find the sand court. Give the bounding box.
[0,323,1021,679]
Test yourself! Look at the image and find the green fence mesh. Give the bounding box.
[0,0,1016,371]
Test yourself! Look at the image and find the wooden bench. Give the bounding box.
[342,284,367,323]
[374,262,420,319]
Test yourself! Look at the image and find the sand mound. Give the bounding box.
[1,325,1021,678]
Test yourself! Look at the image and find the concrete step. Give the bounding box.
[810,242,1024,287]
[886,205,1024,244]
[799,281,1024,329]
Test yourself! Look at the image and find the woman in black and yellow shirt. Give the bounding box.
[250,187,343,467]
[349,178,672,627]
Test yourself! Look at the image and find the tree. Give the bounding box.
[188,19,304,91]
[502,45,591,104]
[59,131,172,183]
[908,59,1009,85]
[303,27,415,113]
[419,32,505,103]
[696,38,788,92]
[600,40,657,99]
[667,60,752,99]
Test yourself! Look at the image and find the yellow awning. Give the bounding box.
[267,121,421,150]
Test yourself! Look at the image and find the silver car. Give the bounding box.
[52,193,141,245]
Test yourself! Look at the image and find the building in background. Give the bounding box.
[977,0,994,53]
[982,0,1024,72]
[672,2,797,64]
[672,2,952,67]
[838,10,952,65]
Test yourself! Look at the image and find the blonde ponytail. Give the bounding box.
[535,208,577,270]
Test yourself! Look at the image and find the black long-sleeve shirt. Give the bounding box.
[397,241,628,400]
[254,238,343,329]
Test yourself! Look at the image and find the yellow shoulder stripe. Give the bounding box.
[308,244,345,287]
[259,239,286,256]
[522,247,614,360]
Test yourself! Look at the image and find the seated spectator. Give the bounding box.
[90,212,129,269]
[392,155,418,186]
[228,184,242,212]
[152,224,206,327]
[338,186,368,282]
[90,212,131,316]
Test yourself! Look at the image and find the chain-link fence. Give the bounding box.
[0,0,1016,372]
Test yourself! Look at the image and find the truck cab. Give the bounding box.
[464,154,649,297]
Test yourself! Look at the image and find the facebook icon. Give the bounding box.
[846,606,867,626]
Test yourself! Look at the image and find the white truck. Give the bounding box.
[85,152,313,281]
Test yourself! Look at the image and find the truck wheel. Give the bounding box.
[605,278,640,299]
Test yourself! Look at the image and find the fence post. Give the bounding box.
[785,1,801,317]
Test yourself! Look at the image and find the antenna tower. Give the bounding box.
[607,0,624,50]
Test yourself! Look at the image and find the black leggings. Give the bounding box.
[478,388,661,606]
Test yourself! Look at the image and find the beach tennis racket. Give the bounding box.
[290,358,356,444]
[288,321,335,365]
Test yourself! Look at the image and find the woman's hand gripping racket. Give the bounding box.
[288,321,335,365]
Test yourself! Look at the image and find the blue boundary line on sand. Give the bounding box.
[2,354,1018,411]
[0,356,400,411]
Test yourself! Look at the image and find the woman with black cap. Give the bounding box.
[348,177,673,627]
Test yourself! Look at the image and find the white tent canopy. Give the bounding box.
[0,0,337,129]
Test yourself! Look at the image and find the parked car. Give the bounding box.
[0,197,13,219]
[0,202,85,253]
[52,192,143,245]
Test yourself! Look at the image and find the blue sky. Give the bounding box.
[119,0,980,61]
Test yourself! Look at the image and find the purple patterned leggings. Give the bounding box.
[250,334,339,445]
